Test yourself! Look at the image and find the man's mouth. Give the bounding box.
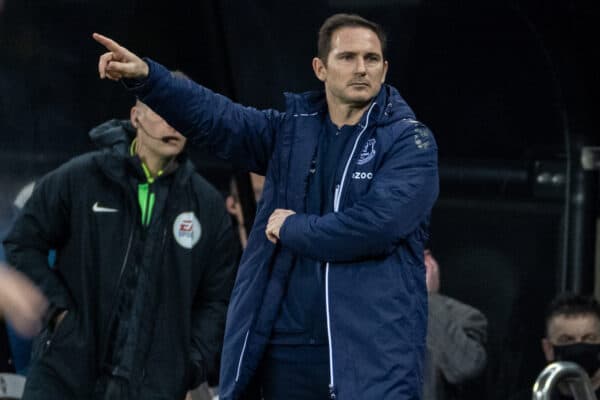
[161,136,180,144]
[349,82,370,87]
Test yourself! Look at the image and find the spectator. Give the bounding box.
[224,176,249,250]
[540,293,600,399]
[423,249,488,400]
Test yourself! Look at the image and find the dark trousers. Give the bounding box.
[250,345,330,400]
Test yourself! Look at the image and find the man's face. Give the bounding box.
[313,27,388,109]
[542,313,600,386]
[544,314,600,354]
[131,103,186,159]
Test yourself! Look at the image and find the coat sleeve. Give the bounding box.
[278,124,439,263]
[3,164,74,313]
[129,59,282,175]
[188,207,238,389]
[426,293,488,384]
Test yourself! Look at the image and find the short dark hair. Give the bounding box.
[317,13,387,63]
[545,292,600,335]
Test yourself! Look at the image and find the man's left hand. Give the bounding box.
[266,209,296,243]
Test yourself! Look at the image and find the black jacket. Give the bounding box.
[3,120,237,399]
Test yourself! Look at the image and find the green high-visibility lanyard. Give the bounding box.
[130,139,163,227]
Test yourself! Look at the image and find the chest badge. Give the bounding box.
[173,212,201,249]
[357,138,377,165]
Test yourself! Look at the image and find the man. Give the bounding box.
[540,293,600,398]
[422,249,487,400]
[94,13,439,399]
[3,100,238,399]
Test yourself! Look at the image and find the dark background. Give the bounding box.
[1,0,599,398]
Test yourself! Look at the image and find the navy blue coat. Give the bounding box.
[134,60,439,400]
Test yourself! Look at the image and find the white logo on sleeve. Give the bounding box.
[173,212,202,249]
[92,202,118,213]
[414,128,432,149]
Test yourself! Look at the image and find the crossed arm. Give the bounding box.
[265,132,438,263]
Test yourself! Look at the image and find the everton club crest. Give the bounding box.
[357,139,376,165]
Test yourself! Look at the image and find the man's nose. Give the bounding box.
[355,57,367,74]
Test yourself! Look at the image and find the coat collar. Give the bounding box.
[89,119,194,187]
[282,84,416,127]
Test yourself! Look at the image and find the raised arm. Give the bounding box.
[93,33,280,174]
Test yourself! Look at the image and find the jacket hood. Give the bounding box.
[88,118,135,155]
[284,84,416,127]
[88,118,194,185]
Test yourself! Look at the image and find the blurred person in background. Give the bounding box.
[249,172,264,203]
[0,262,48,341]
[540,293,600,399]
[1,181,38,377]
[422,248,488,400]
[0,261,46,399]
[224,176,249,250]
[3,99,238,400]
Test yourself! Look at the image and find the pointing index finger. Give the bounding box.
[93,32,123,54]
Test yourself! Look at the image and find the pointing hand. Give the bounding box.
[93,32,149,81]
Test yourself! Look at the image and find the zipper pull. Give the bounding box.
[333,184,340,212]
[309,158,317,174]
[329,384,337,399]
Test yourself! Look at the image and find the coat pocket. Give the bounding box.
[32,310,76,359]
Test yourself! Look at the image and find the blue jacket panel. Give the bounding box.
[134,60,439,400]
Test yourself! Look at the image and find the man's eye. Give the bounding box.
[556,338,575,345]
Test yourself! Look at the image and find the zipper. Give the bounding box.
[99,226,135,367]
[42,311,72,354]
[326,101,376,399]
[325,263,336,399]
[333,102,376,211]
[116,229,135,286]
[235,330,250,382]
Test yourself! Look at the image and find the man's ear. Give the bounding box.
[225,195,238,215]
[381,60,389,83]
[312,57,327,82]
[130,106,138,127]
[541,338,555,362]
